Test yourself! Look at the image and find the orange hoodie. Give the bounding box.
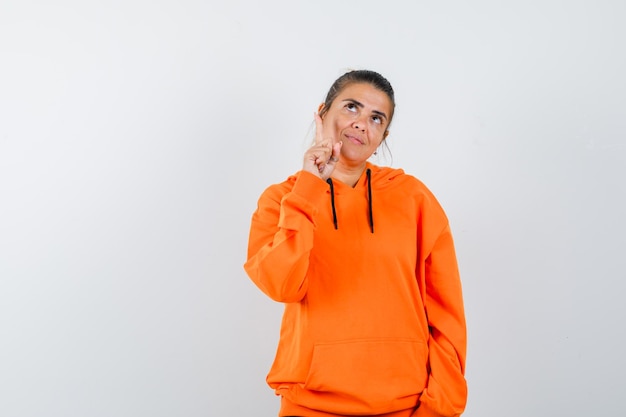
[244,163,467,417]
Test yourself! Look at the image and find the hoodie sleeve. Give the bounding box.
[414,223,467,417]
[244,171,330,303]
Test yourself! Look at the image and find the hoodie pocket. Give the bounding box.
[304,338,428,407]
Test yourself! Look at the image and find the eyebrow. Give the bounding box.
[342,98,388,121]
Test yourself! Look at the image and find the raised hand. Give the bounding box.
[302,112,342,181]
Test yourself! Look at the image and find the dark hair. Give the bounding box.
[319,70,396,126]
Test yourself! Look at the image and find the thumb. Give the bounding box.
[329,141,342,164]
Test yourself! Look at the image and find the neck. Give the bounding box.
[331,162,367,187]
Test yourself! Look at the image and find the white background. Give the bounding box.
[1,1,625,416]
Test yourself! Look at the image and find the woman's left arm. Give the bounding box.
[414,224,467,417]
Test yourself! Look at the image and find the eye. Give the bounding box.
[372,115,382,125]
[345,103,357,112]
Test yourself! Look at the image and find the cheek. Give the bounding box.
[322,115,345,140]
[370,128,386,144]
[329,115,350,132]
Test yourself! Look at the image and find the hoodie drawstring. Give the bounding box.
[326,178,338,229]
[326,168,374,233]
[366,168,374,233]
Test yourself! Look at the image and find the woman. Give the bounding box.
[244,70,467,417]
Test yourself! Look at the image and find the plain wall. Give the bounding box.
[1,1,625,416]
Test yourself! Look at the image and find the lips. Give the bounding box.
[345,134,364,145]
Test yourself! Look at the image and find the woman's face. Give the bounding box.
[320,82,393,166]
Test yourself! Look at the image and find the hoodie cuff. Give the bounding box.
[291,171,330,198]
[278,171,330,230]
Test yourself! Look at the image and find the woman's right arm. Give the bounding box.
[244,171,329,303]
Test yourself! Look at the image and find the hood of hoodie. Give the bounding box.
[287,162,407,192]
[361,162,407,189]
[287,162,410,233]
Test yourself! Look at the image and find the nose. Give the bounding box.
[352,115,366,131]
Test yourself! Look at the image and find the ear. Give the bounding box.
[317,103,325,116]
[383,130,390,140]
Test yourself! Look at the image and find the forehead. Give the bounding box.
[334,83,393,114]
